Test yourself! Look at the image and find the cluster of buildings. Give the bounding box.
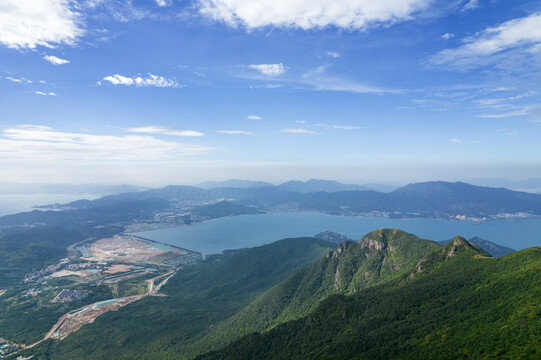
[52,289,91,303]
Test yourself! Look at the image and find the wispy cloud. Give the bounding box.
[101,74,181,88]
[247,115,262,120]
[217,130,254,135]
[35,91,56,96]
[5,76,32,84]
[461,0,479,12]
[327,51,341,58]
[0,0,83,49]
[43,55,70,65]
[428,12,541,70]
[0,125,213,163]
[441,33,454,40]
[127,126,204,137]
[309,77,402,94]
[450,138,462,143]
[281,128,316,134]
[248,63,286,76]
[496,128,519,136]
[472,92,534,108]
[155,0,169,6]
[477,109,530,118]
[317,123,363,130]
[198,0,432,30]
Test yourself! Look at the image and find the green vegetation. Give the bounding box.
[188,229,440,354]
[28,237,335,359]
[0,284,113,345]
[199,240,541,359]
[0,226,121,287]
[13,229,541,360]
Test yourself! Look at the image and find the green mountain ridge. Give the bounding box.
[185,229,441,356]
[199,239,541,360]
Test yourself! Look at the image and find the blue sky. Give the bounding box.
[1,0,541,185]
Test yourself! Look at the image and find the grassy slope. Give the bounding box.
[186,229,441,356]
[200,240,541,360]
[29,237,334,359]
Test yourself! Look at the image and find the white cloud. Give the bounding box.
[294,120,306,123]
[43,55,70,65]
[318,123,363,130]
[247,115,262,120]
[428,13,541,70]
[327,51,341,58]
[309,77,401,94]
[441,33,454,40]
[0,125,213,163]
[472,92,534,108]
[314,66,326,74]
[450,138,462,143]
[249,84,282,89]
[461,0,479,12]
[496,128,519,136]
[0,0,83,49]
[127,126,204,137]
[217,130,254,135]
[35,91,56,96]
[5,76,32,84]
[477,109,530,118]
[198,0,432,30]
[248,63,286,76]
[155,0,169,6]
[101,74,181,88]
[281,128,316,134]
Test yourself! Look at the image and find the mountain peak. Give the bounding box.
[314,231,353,244]
[443,236,491,258]
[359,228,423,250]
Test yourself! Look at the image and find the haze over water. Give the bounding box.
[133,212,540,255]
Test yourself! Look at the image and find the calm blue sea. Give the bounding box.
[132,212,541,255]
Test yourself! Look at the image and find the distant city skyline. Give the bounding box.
[1,0,540,185]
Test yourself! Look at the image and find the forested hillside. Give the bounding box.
[200,240,541,359]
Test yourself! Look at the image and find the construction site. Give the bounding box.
[7,234,200,355]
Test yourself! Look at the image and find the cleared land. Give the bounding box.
[104,264,133,274]
[85,235,181,264]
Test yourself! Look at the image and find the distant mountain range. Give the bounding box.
[0,182,146,195]
[196,179,397,193]
[274,179,395,193]
[3,181,541,227]
[95,180,541,217]
[196,179,274,189]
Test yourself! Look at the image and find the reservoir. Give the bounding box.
[132,212,541,255]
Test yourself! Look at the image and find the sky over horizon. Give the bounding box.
[1,0,541,186]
